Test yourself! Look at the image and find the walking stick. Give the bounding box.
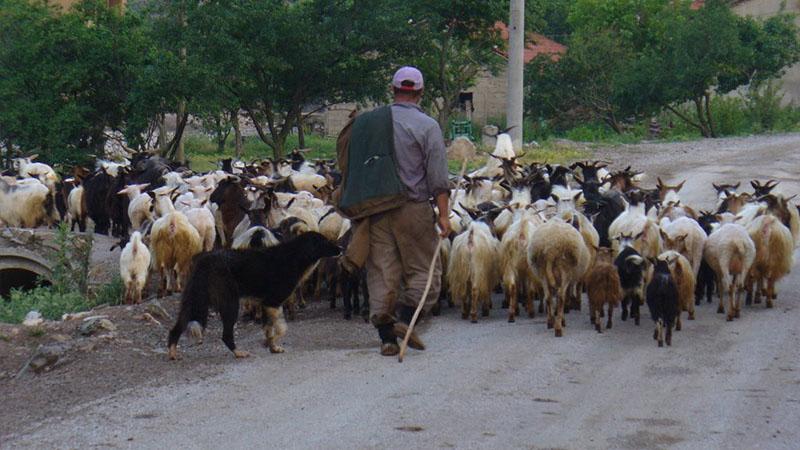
[398,138,475,362]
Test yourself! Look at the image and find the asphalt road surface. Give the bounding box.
[7,134,800,449]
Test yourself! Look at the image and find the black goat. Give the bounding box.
[82,170,115,235]
[167,232,340,360]
[646,258,680,347]
[614,246,645,325]
[695,211,717,304]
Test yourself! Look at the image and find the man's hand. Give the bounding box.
[435,192,451,238]
[437,214,451,238]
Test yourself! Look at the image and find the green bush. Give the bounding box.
[93,275,125,306]
[0,287,92,323]
[0,224,96,324]
[710,96,751,137]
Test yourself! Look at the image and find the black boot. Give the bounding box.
[377,324,399,356]
[398,304,416,324]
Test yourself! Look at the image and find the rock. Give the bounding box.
[62,311,91,321]
[27,343,69,374]
[50,334,71,343]
[145,301,171,321]
[22,311,43,327]
[79,317,116,336]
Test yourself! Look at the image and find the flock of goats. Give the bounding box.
[1,133,797,349]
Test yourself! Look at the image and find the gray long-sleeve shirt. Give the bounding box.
[391,102,450,202]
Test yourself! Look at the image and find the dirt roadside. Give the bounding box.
[2,132,800,446]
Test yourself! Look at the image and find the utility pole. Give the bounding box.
[506,0,524,152]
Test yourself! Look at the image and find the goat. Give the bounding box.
[646,258,680,347]
[704,223,756,321]
[695,211,718,304]
[657,250,695,331]
[12,155,58,191]
[150,208,203,298]
[500,208,545,322]
[0,177,56,228]
[448,217,500,323]
[528,217,591,336]
[745,214,794,308]
[167,232,340,360]
[614,245,646,325]
[119,231,151,304]
[586,247,622,333]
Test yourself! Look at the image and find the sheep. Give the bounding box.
[745,214,794,308]
[12,155,59,191]
[614,245,646,325]
[0,177,57,228]
[646,258,680,347]
[528,217,591,336]
[586,247,622,333]
[704,223,756,321]
[500,208,545,322]
[119,231,151,304]
[448,218,500,323]
[657,250,695,331]
[150,209,203,298]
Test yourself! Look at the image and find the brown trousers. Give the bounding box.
[367,201,442,326]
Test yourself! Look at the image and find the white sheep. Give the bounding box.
[120,231,151,304]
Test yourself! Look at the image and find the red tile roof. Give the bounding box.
[494,22,567,63]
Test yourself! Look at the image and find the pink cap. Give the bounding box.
[392,66,424,91]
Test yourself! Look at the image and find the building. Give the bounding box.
[314,23,566,138]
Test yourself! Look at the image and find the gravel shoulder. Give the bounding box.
[3,133,800,449]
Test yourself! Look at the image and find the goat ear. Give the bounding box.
[29,154,38,160]
[573,174,584,186]
[572,191,582,202]
[676,180,686,192]
[659,229,669,242]
[551,194,560,203]
[751,180,759,190]
[657,177,664,189]
[712,183,721,192]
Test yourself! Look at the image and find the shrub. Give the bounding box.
[0,287,91,323]
[93,275,125,307]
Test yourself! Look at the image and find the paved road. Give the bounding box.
[8,135,800,449]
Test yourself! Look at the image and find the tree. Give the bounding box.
[184,0,411,159]
[0,0,150,165]
[403,0,506,132]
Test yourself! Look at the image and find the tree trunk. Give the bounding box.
[693,98,712,138]
[233,113,243,159]
[297,115,305,149]
[157,113,168,153]
[437,103,452,140]
[704,92,717,138]
[175,101,186,163]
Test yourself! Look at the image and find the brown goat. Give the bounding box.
[586,247,622,333]
[657,250,695,331]
[745,214,794,308]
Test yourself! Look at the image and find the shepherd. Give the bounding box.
[333,66,450,356]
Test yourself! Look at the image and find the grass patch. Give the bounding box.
[185,133,337,172]
[0,287,92,323]
[92,275,125,307]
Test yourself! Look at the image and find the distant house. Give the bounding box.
[463,22,566,126]
[313,23,566,138]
